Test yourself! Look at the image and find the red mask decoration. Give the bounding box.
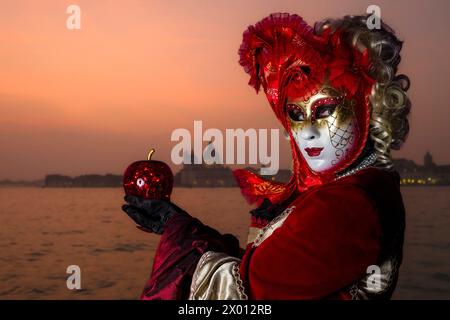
[234,13,375,206]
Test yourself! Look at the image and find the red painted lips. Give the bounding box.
[305,147,324,157]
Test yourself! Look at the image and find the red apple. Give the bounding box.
[123,148,173,200]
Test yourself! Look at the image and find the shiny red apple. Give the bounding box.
[123,148,173,200]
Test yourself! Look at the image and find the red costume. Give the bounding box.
[136,13,408,300]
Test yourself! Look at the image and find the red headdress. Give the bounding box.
[233,13,375,206]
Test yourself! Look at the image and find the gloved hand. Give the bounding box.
[249,198,288,223]
[121,195,187,234]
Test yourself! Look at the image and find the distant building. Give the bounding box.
[174,144,292,187]
[424,151,436,170]
[174,145,236,187]
[393,152,450,186]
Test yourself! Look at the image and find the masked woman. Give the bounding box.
[122,12,410,300]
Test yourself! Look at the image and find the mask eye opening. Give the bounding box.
[314,104,338,120]
[286,103,305,122]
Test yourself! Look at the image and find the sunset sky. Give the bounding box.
[1,0,450,180]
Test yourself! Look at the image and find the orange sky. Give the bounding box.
[1,0,450,180]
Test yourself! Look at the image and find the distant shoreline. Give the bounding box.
[3,152,450,187]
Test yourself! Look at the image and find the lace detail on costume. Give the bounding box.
[231,263,248,300]
[350,284,360,300]
[335,152,377,180]
[252,205,297,247]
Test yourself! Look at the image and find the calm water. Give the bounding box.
[0,187,449,299]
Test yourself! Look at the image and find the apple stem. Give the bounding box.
[147,148,155,160]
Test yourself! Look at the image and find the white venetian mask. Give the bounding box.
[286,85,358,173]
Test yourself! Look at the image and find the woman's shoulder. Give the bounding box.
[284,168,399,219]
[301,167,402,206]
[334,167,401,193]
[294,168,397,204]
[274,171,383,254]
[286,167,404,228]
[334,167,404,213]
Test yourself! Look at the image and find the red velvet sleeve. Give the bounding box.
[244,184,382,299]
[140,212,240,300]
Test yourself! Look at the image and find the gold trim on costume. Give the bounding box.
[189,251,247,300]
[252,205,296,247]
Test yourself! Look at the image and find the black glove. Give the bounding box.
[250,198,282,221]
[250,193,300,222]
[121,195,186,234]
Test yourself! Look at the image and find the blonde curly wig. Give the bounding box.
[314,15,411,170]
